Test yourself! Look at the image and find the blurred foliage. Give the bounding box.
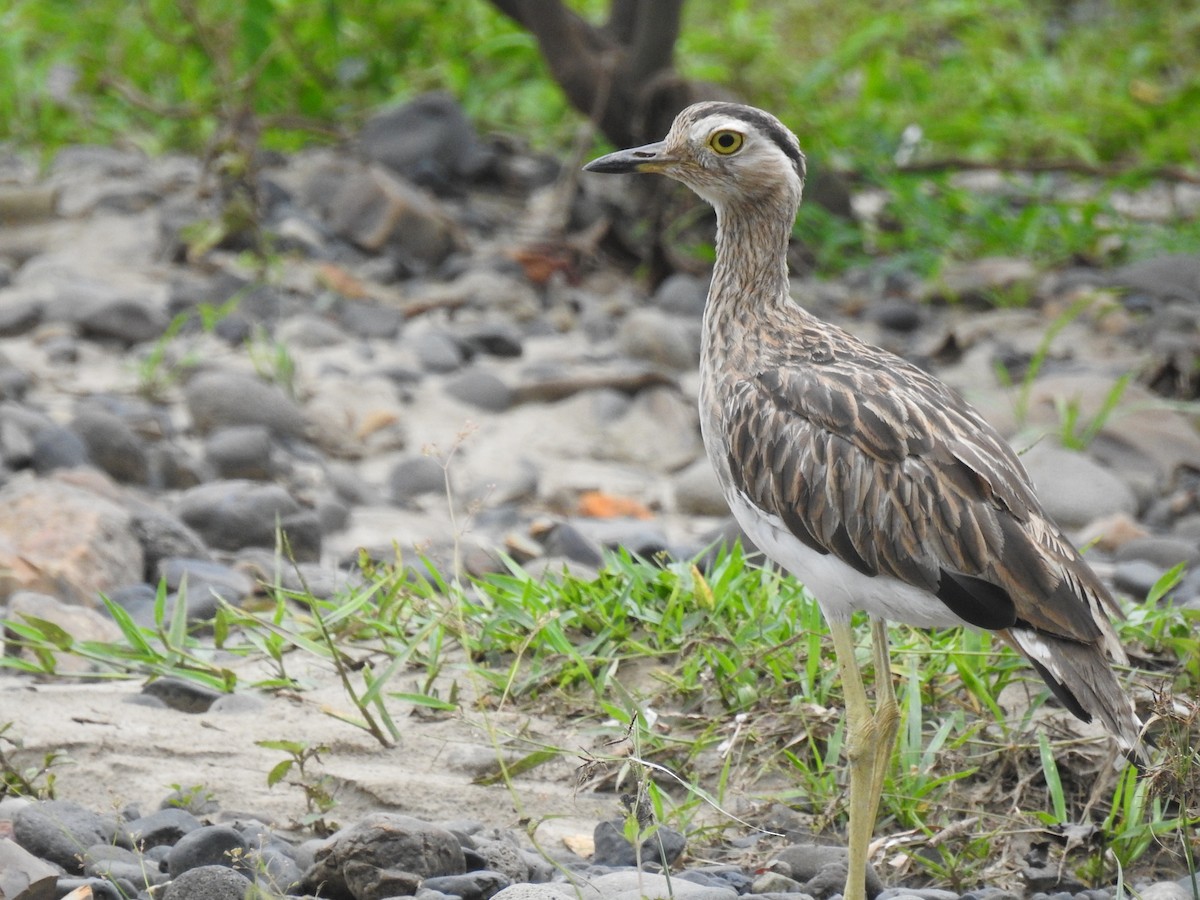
[2,0,1197,169]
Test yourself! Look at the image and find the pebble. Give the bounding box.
[1018,441,1138,529]
[163,864,254,900]
[445,367,515,412]
[184,369,309,438]
[12,800,128,873]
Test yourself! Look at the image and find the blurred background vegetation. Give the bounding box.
[1,0,1198,273]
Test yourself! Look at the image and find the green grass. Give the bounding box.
[2,544,1197,888]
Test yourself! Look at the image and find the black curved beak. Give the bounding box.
[583,140,673,175]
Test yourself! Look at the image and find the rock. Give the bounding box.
[163,864,254,900]
[30,423,90,472]
[601,386,703,472]
[157,557,255,609]
[652,273,709,317]
[0,836,58,900]
[592,818,686,868]
[339,299,405,339]
[276,313,347,348]
[587,870,736,900]
[471,838,531,884]
[1017,441,1138,529]
[78,297,169,345]
[1113,560,1164,599]
[174,480,321,560]
[203,424,278,479]
[412,329,467,373]
[460,322,524,358]
[421,870,512,900]
[5,591,123,672]
[0,477,144,607]
[567,517,670,558]
[1110,253,1200,303]
[390,454,449,505]
[142,677,224,713]
[71,407,150,484]
[302,814,466,897]
[871,298,923,333]
[359,92,493,194]
[444,368,514,412]
[51,878,131,900]
[184,370,308,437]
[926,257,1037,304]
[0,296,44,336]
[673,458,728,516]
[768,843,884,900]
[127,807,203,849]
[491,886,574,900]
[166,825,250,877]
[129,507,212,577]
[12,800,128,874]
[617,308,698,370]
[1112,535,1200,569]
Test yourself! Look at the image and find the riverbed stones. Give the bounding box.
[184,370,308,438]
[12,800,128,874]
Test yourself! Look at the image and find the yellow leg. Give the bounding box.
[826,617,900,900]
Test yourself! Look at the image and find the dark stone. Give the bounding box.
[0,837,57,900]
[184,370,308,437]
[53,878,128,900]
[31,424,90,473]
[359,92,494,194]
[591,819,686,868]
[163,864,254,900]
[78,299,170,345]
[769,842,884,900]
[390,454,448,505]
[444,369,513,412]
[166,825,249,877]
[1110,253,1200,303]
[871,299,923,333]
[141,677,224,714]
[157,557,255,608]
[0,298,42,336]
[538,522,605,568]
[412,330,466,373]
[459,323,524,358]
[129,507,212,580]
[203,424,278,479]
[174,480,321,560]
[127,807,203,849]
[12,800,129,874]
[72,407,150,484]
[422,871,512,900]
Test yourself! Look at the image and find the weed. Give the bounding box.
[0,722,60,799]
[259,739,337,830]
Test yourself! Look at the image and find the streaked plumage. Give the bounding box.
[586,102,1142,900]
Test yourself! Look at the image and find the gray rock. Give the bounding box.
[1019,441,1138,529]
[538,522,606,567]
[422,870,512,900]
[166,825,249,877]
[203,424,278,479]
[390,454,449,504]
[302,813,466,896]
[360,91,493,193]
[158,557,255,607]
[1110,253,1200,303]
[445,368,513,412]
[0,835,58,900]
[926,256,1037,304]
[72,406,150,484]
[471,838,531,884]
[127,807,203,849]
[184,370,308,437]
[0,296,43,336]
[652,273,709,317]
[49,878,129,900]
[1113,535,1200,569]
[568,517,670,558]
[768,843,884,900]
[412,330,467,373]
[491,886,574,900]
[617,308,698,370]
[602,385,703,472]
[339,299,405,339]
[673,458,728,516]
[141,677,224,713]
[592,818,686,868]
[1113,560,1164,599]
[460,322,524,358]
[249,840,305,894]
[590,870,737,900]
[276,313,347,347]
[12,800,128,873]
[871,299,922,333]
[31,423,90,472]
[78,297,169,345]
[163,864,254,900]
[750,871,807,893]
[130,507,212,577]
[174,480,321,560]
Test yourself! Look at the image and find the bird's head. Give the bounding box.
[584,102,806,211]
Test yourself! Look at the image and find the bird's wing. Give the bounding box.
[724,357,1118,645]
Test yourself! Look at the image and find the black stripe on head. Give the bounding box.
[700,103,807,180]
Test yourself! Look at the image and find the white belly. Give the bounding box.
[727,490,967,629]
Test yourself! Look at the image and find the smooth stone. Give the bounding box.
[163,864,254,900]
[567,517,670,558]
[276,313,347,347]
[130,507,213,576]
[470,838,531,884]
[0,297,43,335]
[183,370,308,438]
[767,843,884,900]
[30,423,90,472]
[459,322,524,358]
[158,557,255,608]
[1110,253,1200,302]
[51,878,129,900]
[412,330,466,373]
[166,825,249,877]
[589,870,736,900]
[592,818,686,868]
[12,800,129,874]
[421,870,512,900]
[1112,535,1200,569]
[600,386,703,472]
[1018,441,1138,529]
[127,807,203,849]
[174,480,321,560]
[751,871,807,893]
[673,457,729,516]
[339,299,404,339]
[203,424,278,480]
[141,677,223,714]
[390,454,448,504]
[652,273,709,317]
[444,368,514,412]
[78,297,169,345]
[5,591,122,672]
[617,308,698,370]
[491,885,574,900]
[0,836,58,900]
[871,298,923,333]
[249,840,305,894]
[71,407,150,484]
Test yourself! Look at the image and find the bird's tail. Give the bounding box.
[1001,627,1145,763]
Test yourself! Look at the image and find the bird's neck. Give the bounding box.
[703,199,800,357]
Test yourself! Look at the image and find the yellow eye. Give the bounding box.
[708,130,744,155]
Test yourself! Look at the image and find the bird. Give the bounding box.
[584,102,1143,900]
